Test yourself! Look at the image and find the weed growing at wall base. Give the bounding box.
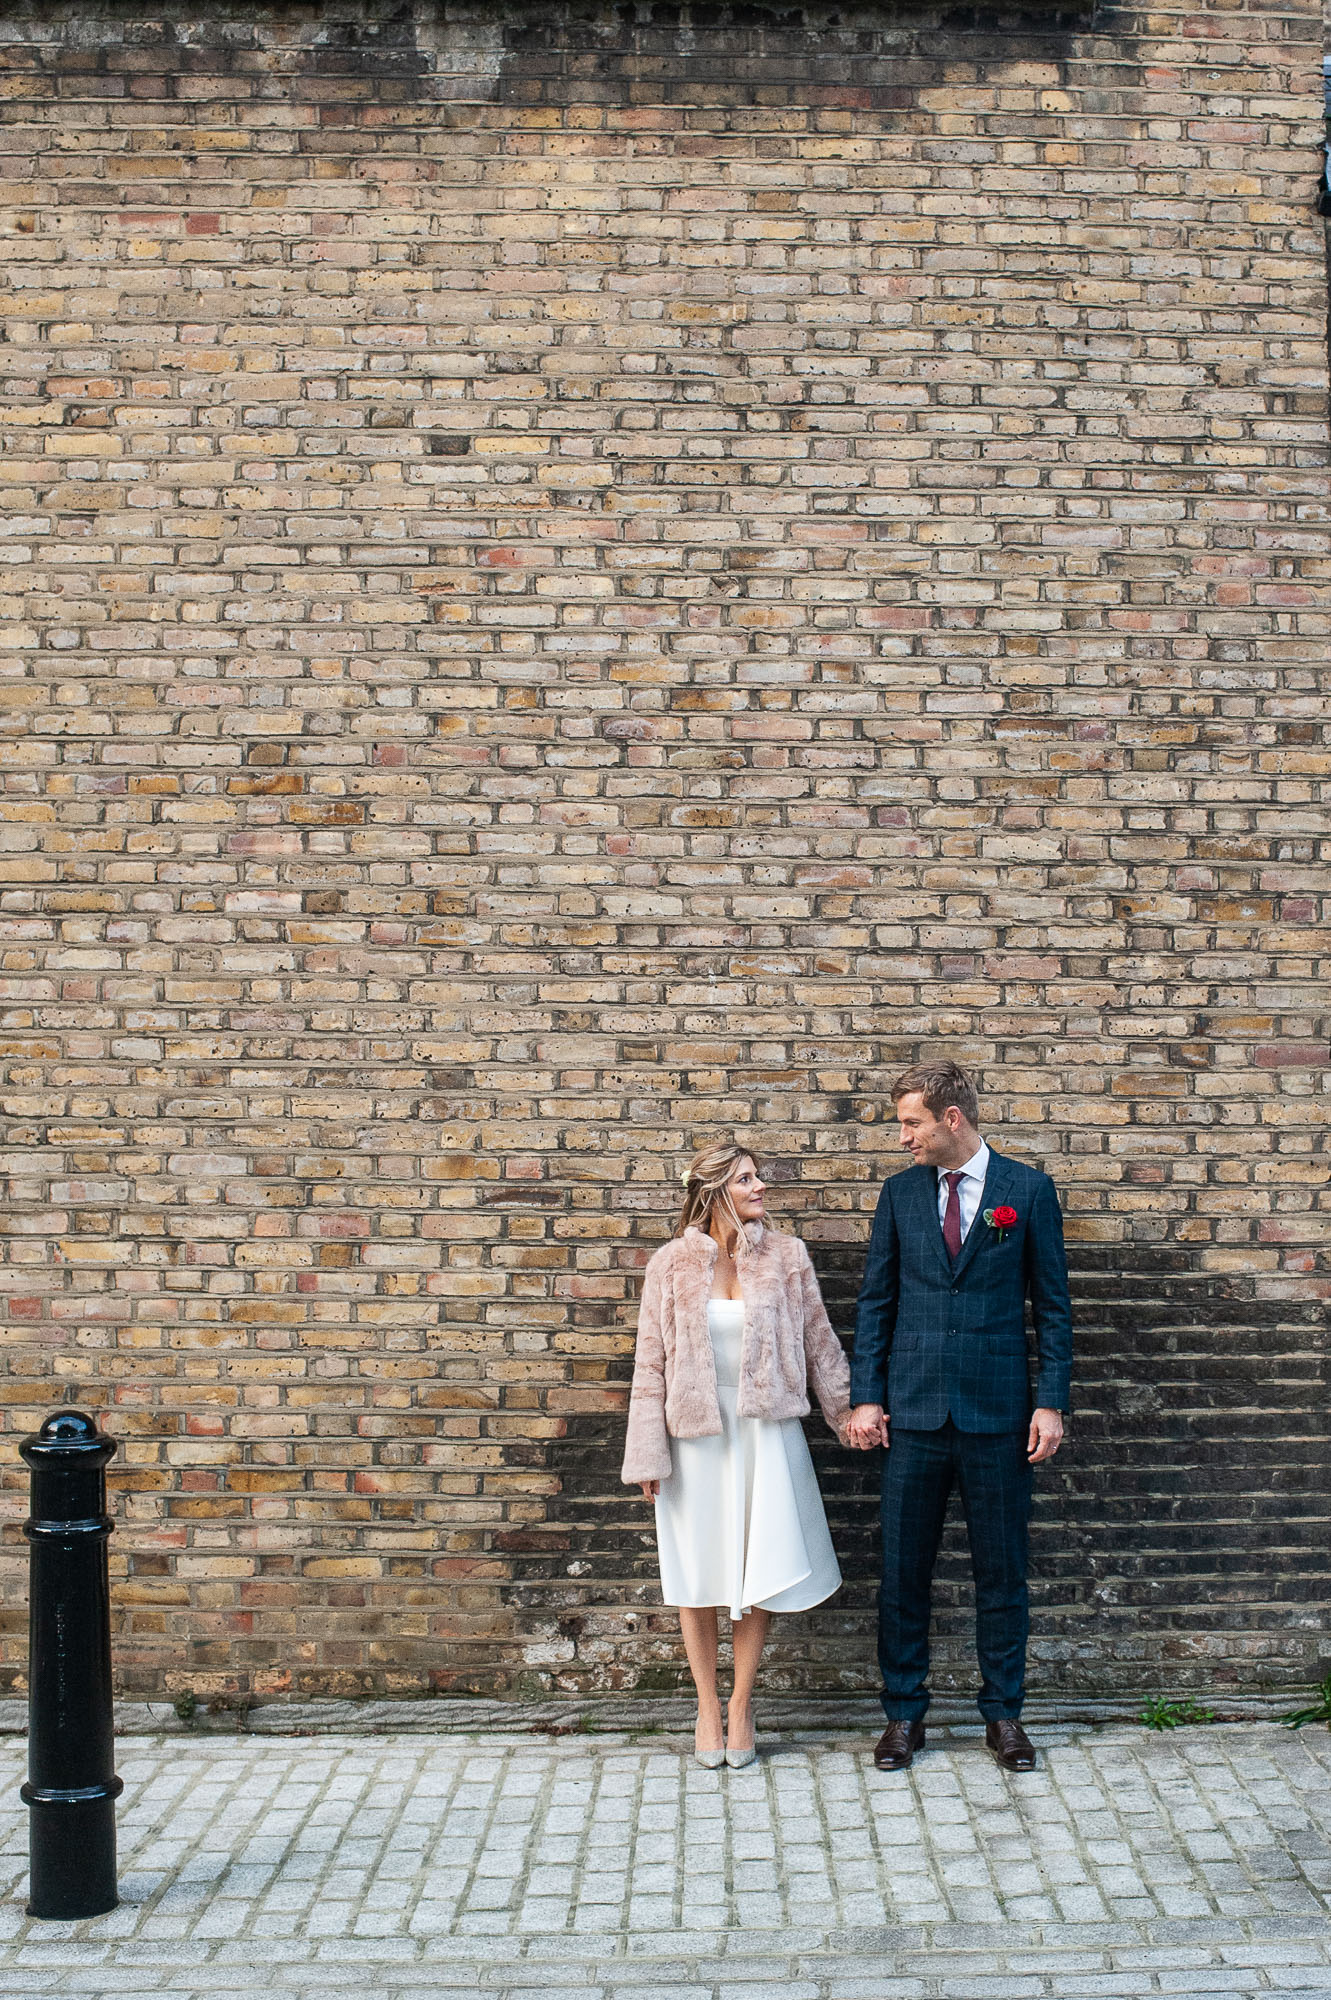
[1138,1697,1217,1731]
[1282,1677,1331,1729]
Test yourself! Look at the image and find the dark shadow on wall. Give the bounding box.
[1,2,437,100]
[2,0,1100,108]
[542,1244,1331,1699]
[492,0,1099,110]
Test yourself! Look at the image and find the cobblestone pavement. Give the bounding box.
[1,1723,1328,1996]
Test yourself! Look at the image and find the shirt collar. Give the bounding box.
[956,1139,989,1183]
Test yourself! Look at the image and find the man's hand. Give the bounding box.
[846,1403,889,1451]
[1027,1407,1064,1463]
[638,1480,659,1500]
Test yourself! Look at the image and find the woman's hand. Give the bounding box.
[639,1479,660,1500]
[846,1403,889,1450]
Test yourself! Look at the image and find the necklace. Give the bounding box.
[709,1229,741,1302]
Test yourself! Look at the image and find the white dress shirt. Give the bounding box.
[936,1139,989,1243]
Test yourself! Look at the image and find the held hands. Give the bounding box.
[1027,1407,1064,1463]
[641,1412,1060,1475]
[844,1405,1062,1459]
[638,1480,659,1500]
[846,1403,889,1451]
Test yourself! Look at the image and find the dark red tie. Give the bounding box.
[942,1172,964,1260]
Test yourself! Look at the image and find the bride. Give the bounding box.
[622,1142,851,1767]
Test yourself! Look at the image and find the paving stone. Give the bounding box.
[2,1727,1330,1999]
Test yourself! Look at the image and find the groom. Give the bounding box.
[847,1060,1072,1773]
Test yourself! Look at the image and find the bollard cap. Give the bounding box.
[41,1411,101,1444]
[20,1409,116,1470]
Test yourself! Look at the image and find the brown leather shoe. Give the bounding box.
[873,1719,926,1770]
[986,1719,1036,1771]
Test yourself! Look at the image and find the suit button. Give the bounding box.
[951,1285,959,1294]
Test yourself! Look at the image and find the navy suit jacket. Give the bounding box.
[850,1150,1072,1432]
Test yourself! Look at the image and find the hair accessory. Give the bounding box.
[679,1168,692,1186]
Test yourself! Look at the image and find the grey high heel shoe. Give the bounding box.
[725,1704,757,1768]
[694,1711,726,1768]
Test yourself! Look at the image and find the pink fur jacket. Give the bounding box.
[621,1222,852,1485]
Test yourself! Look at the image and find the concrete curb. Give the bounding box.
[0,1691,1309,1737]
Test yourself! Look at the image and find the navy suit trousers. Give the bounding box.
[879,1422,1032,1723]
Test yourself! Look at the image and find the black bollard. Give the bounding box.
[20,1409,122,1919]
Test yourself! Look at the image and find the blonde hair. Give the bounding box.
[674,1140,758,1241]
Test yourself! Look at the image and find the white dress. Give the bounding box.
[654,1299,842,1620]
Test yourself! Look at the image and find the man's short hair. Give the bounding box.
[890,1060,979,1128]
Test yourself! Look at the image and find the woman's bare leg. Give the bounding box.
[678,1606,723,1753]
[726,1608,771,1753]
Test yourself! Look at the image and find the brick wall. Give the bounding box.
[0,1,1327,1706]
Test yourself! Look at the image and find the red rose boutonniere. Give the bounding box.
[984,1204,1019,1243]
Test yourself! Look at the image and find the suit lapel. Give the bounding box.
[951,1149,1012,1281]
